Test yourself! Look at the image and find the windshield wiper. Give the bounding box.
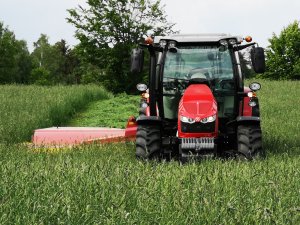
[163,76,188,81]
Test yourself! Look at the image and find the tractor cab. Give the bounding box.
[131,34,265,161]
[162,43,236,120]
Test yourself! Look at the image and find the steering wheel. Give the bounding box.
[163,78,187,93]
[218,79,234,90]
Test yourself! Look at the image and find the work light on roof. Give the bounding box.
[228,39,237,45]
[169,41,176,48]
[219,40,228,46]
[168,41,178,53]
[159,40,167,47]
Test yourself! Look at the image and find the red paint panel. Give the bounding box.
[243,97,252,116]
[32,127,126,147]
[178,84,218,138]
[242,87,252,116]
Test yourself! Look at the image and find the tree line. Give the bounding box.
[0,24,93,86]
[0,0,299,93]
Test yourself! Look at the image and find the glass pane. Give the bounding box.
[163,46,234,81]
[162,45,235,119]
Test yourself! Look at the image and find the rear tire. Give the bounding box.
[136,124,161,160]
[237,124,265,160]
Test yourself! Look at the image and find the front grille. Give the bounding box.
[181,137,214,150]
[181,121,215,133]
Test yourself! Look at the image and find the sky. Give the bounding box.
[0,0,299,52]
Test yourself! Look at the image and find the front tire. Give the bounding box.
[136,124,161,160]
[237,124,265,159]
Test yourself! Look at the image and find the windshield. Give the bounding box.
[162,45,236,120]
[163,46,233,81]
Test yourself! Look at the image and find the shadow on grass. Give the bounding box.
[263,134,300,156]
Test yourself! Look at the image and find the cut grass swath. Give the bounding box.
[0,85,111,144]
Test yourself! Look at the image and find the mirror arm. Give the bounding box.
[139,44,163,53]
[233,42,256,51]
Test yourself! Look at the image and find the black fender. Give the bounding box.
[236,116,260,125]
[136,116,162,126]
[226,116,261,128]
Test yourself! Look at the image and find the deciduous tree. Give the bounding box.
[67,0,175,92]
[263,21,300,80]
[0,22,31,83]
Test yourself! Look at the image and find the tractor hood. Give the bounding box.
[179,84,217,120]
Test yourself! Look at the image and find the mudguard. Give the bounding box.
[237,116,260,124]
[136,116,162,126]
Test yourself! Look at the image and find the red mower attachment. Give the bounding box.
[32,116,137,147]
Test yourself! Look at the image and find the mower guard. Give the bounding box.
[32,117,137,147]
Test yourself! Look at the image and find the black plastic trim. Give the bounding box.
[137,116,162,125]
[237,116,260,123]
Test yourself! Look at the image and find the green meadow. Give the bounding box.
[0,80,299,224]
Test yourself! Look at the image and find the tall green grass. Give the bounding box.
[0,80,299,224]
[0,85,112,143]
[0,144,299,224]
[256,80,300,156]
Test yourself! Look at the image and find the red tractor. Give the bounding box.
[131,34,266,161]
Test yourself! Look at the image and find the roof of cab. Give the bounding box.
[154,33,243,43]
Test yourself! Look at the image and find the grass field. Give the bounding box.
[0,85,111,144]
[69,93,139,128]
[0,80,299,224]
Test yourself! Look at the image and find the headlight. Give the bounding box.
[136,83,148,92]
[249,82,261,91]
[180,116,195,124]
[248,100,257,107]
[200,115,216,123]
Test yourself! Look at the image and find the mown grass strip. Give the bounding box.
[0,85,112,143]
[69,93,140,128]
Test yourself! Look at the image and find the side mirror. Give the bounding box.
[130,48,144,73]
[251,47,265,73]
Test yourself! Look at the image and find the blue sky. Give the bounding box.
[0,0,299,52]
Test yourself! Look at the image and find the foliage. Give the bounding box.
[67,0,176,93]
[0,22,31,83]
[30,67,51,85]
[0,85,112,144]
[0,80,299,224]
[79,63,105,84]
[263,20,300,79]
[30,35,81,84]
